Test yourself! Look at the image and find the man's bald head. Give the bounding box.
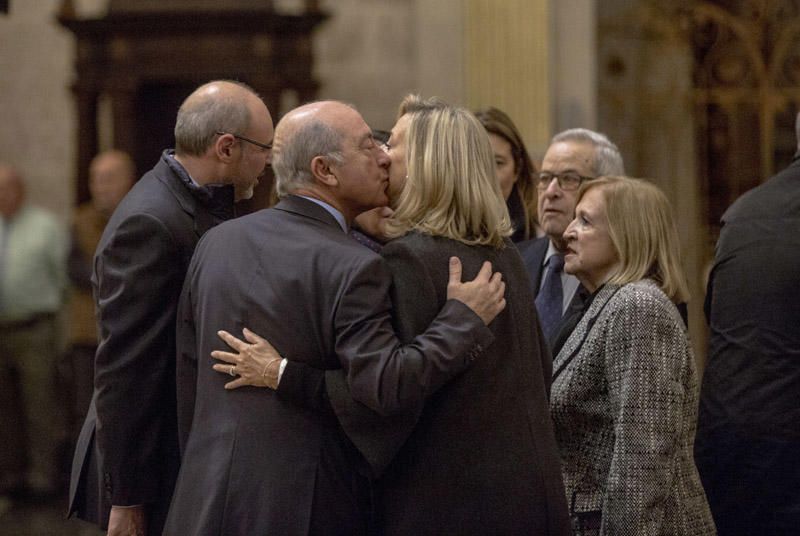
[174,80,263,157]
[89,150,135,214]
[272,101,352,197]
[0,164,25,219]
[272,101,390,220]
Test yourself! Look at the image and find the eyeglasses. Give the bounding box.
[536,171,594,191]
[216,131,272,151]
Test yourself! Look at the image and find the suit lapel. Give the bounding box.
[519,237,549,297]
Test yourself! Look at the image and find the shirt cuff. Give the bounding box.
[276,358,287,385]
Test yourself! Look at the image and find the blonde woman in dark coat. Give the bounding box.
[208,97,572,535]
[551,176,716,535]
[364,97,568,535]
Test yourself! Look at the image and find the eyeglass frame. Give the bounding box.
[215,131,272,151]
[536,171,595,191]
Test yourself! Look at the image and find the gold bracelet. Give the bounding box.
[262,359,281,382]
[261,361,270,379]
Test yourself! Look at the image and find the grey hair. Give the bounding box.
[551,128,625,176]
[174,81,256,156]
[273,119,345,197]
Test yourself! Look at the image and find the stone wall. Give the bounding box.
[0,0,465,220]
[314,0,464,131]
[0,1,80,221]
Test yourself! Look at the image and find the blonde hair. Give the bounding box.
[579,176,690,303]
[385,95,512,247]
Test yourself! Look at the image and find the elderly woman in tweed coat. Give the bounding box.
[551,176,716,535]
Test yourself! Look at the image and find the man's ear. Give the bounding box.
[214,134,237,163]
[310,155,338,187]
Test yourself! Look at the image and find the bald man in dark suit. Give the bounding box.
[164,101,504,535]
[69,80,273,536]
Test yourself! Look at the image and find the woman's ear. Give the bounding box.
[310,155,338,187]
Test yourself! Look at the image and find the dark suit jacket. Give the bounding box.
[518,236,589,354]
[68,152,234,534]
[695,156,800,533]
[163,196,492,536]
[283,232,571,535]
[378,233,570,535]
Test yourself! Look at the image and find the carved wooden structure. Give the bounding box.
[688,0,800,237]
[58,1,326,210]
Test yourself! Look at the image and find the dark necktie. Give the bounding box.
[535,254,564,342]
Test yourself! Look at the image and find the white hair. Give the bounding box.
[552,128,625,176]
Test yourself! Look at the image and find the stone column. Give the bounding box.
[464,0,551,155]
[552,0,597,132]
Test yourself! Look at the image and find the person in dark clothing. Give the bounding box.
[694,112,800,535]
[517,128,625,353]
[475,106,539,242]
[64,150,134,443]
[213,96,571,535]
[68,80,273,536]
[164,99,506,535]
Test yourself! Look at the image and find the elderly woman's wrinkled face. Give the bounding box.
[563,187,620,292]
[385,114,411,206]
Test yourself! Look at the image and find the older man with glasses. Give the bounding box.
[518,128,625,353]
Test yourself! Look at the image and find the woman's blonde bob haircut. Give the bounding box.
[579,176,690,303]
[384,95,512,247]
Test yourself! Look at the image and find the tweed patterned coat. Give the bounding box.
[550,279,716,535]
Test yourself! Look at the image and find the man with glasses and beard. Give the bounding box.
[69,80,273,536]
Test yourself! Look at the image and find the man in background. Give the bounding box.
[518,128,625,353]
[64,150,135,441]
[69,80,273,536]
[695,112,800,535]
[0,164,68,500]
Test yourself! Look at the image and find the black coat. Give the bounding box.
[163,196,492,536]
[378,233,570,535]
[68,151,234,534]
[287,232,571,535]
[695,156,800,534]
